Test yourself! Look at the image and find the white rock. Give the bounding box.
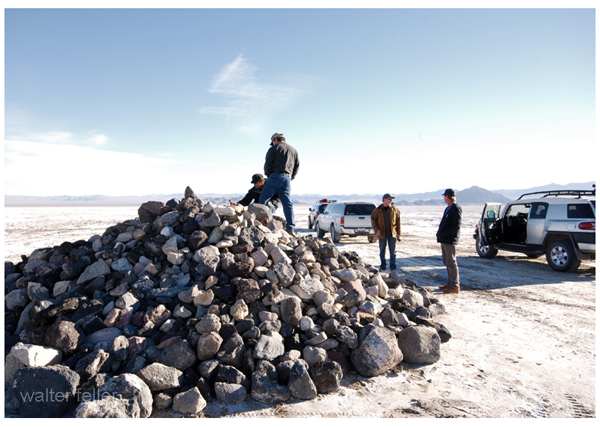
[10,342,62,367]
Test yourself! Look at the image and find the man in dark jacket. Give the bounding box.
[437,188,462,293]
[259,133,300,236]
[233,173,279,213]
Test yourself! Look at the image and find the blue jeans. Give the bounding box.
[378,236,397,270]
[259,172,295,231]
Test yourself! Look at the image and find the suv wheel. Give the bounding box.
[308,217,314,229]
[368,236,377,244]
[330,225,341,243]
[475,231,498,258]
[546,239,581,272]
[315,222,325,238]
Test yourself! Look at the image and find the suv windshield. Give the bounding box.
[344,204,375,215]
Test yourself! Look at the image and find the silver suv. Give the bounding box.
[315,202,377,243]
[474,189,596,272]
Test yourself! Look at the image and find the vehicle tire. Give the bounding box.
[475,231,498,258]
[368,236,378,244]
[315,222,325,239]
[545,239,581,272]
[330,225,341,243]
[308,217,314,229]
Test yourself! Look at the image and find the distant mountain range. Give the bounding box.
[5,182,594,207]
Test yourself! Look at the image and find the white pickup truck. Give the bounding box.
[315,201,377,243]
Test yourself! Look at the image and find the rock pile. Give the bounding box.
[4,186,451,418]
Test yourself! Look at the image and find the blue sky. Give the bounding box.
[3,5,597,197]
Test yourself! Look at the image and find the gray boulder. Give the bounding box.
[136,362,184,391]
[309,360,343,394]
[214,382,247,404]
[280,297,302,327]
[96,373,153,418]
[172,386,206,415]
[288,360,318,400]
[248,203,272,221]
[253,332,285,360]
[159,339,197,371]
[251,370,290,404]
[351,325,403,377]
[397,325,441,364]
[77,260,111,285]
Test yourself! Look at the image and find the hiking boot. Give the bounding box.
[442,287,460,294]
[285,229,297,237]
[439,284,451,290]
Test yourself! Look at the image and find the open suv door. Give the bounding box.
[475,203,502,258]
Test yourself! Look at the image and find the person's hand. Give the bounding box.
[397,236,402,242]
[376,229,383,238]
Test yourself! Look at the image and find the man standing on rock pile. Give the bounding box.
[437,188,462,293]
[371,193,402,272]
[259,132,300,237]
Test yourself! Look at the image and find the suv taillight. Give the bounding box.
[578,222,595,230]
[340,216,345,226]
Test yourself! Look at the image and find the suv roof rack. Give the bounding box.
[517,188,596,200]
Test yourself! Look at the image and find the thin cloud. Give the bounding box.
[86,131,108,145]
[200,54,315,137]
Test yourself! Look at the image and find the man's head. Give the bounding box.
[382,193,394,207]
[442,188,456,204]
[270,133,285,146]
[251,173,266,188]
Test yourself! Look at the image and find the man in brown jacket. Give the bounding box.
[371,193,402,271]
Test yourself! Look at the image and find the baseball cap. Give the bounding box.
[270,133,284,146]
[382,193,395,200]
[442,189,456,197]
[251,173,265,184]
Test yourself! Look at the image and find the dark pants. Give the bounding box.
[378,236,397,270]
[441,243,460,287]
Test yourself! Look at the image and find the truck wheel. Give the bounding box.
[315,222,325,239]
[475,231,498,258]
[368,236,377,244]
[330,225,341,243]
[308,217,314,229]
[546,239,581,272]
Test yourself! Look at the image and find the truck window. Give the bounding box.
[345,204,375,215]
[529,203,548,219]
[567,204,595,219]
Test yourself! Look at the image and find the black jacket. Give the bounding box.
[238,183,280,207]
[264,142,300,179]
[436,203,462,245]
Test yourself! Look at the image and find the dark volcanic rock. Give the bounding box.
[13,365,80,417]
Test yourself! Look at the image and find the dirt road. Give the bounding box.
[202,205,596,418]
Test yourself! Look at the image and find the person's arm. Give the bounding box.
[238,190,255,206]
[395,209,402,238]
[292,151,300,180]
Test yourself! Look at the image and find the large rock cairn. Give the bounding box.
[4,186,452,418]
